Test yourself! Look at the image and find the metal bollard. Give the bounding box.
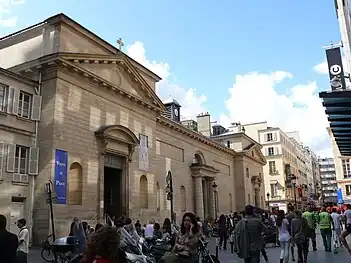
[215,238,219,259]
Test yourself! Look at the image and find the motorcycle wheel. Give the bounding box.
[41,248,55,262]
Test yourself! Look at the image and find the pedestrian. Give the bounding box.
[303,207,317,251]
[145,220,155,239]
[291,210,309,263]
[80,226,124,263]
[319,206,334,252]
[331,207,342,250]
[0,214,18,263]
[233,205,267,263]
[71,217,86,253]
[218,214,228,250]
[285,205,296,261]
[159,212,201,263]
[276,210,290,263]
[16,218,29,263]
[95,223,104,233]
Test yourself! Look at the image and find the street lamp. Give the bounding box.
[45,181,57,263]
[166,171,174,223]
[291,175,297,208]
[266,193,270,211]
[212,181,218,220]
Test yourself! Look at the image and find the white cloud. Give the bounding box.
[126,41,208,119]
[313,60,328,75]
[219,71,331,156]
[0,0,25,28]
[127,41,331,156]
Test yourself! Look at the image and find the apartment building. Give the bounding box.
[0,68,40,239]
[318,157,338,203]
[242,122,316,211]
[328,128,351,203]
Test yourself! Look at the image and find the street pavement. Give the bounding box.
[29,233,351,263]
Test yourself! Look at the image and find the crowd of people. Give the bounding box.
[1,203,351,263]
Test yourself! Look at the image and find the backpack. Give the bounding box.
[233,219,250,258]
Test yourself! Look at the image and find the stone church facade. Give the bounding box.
[0,13,266,243]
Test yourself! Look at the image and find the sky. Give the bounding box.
[0,0,343,157]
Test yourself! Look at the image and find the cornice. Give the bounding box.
[8,54,164,114]
[0,67,38,87]
[157,116,236,155]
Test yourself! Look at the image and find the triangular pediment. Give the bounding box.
[245,144,267,165]
[60,53,166,111]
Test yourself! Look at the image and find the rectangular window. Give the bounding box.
[14,145,28,174]
[18,91,31,119]
[0,84,7,112]
[269,161,276,173]
[270,184,278,197]
[342,159,351,179]
[227,140,231,148]
[346,185,351,196]
[267,133,273,141]
[268,147,274,156]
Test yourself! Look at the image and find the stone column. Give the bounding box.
[194,176,204,219]
[202,179,208,219]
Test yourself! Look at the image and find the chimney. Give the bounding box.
[197,112,211,137]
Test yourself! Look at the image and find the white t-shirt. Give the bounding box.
[18,227,29,254]
[278,218,290,242]
[144,224,154,238]
[331,212,342,229]
[345,210,351,225]
[270,214,277,226]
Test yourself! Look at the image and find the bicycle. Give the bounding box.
[41,234,55,262]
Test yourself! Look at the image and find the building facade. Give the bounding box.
[208,123,267,213]
[318,157,338,203]
[0,13,267,243]
[242,122,318,211]
[0,68,40,239]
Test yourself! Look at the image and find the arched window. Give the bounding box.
[68,162,83,205]
[156,182,161,211]
[229,193,233,213]
[180,186,186,212]
[140,175,148,209]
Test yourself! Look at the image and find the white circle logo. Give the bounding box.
[330,64,342,75]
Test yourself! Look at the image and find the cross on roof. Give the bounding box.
[117,38,124,51]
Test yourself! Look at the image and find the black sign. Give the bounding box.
[285,164,292,188]
[325,47,346,91]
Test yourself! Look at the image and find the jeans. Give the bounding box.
[296,242,308,263]
[320,228,332,252]
[308,229,317,250]
[244,251,260,263]
[279,241,290,263]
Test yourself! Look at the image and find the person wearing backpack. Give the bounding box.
[319,206,334,252]
[233,205,267,263]
[291,210,311,263]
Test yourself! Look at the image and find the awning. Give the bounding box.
[319,89,351,156]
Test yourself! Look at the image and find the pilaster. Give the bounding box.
[194,175,204,219]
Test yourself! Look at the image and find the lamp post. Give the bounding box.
[212,181,218,220]
[291,175,297,208]
[266,193,270,211]
[45,181,57,263]
[166,171,174,223]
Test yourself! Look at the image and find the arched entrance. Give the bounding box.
[95,125,139,220]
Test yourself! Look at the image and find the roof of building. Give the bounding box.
[0,67,38,86]
[163,97,181,106]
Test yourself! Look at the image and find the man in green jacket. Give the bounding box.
[319,207,334,252]
[303,207,317,251]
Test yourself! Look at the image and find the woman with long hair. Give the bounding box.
[276,210,290,263]
[160,212,201,263]
[80,226,125,263]
[162,218,172,235]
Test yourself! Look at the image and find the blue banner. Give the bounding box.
[54,149,68,204]
[337,188,343,204]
